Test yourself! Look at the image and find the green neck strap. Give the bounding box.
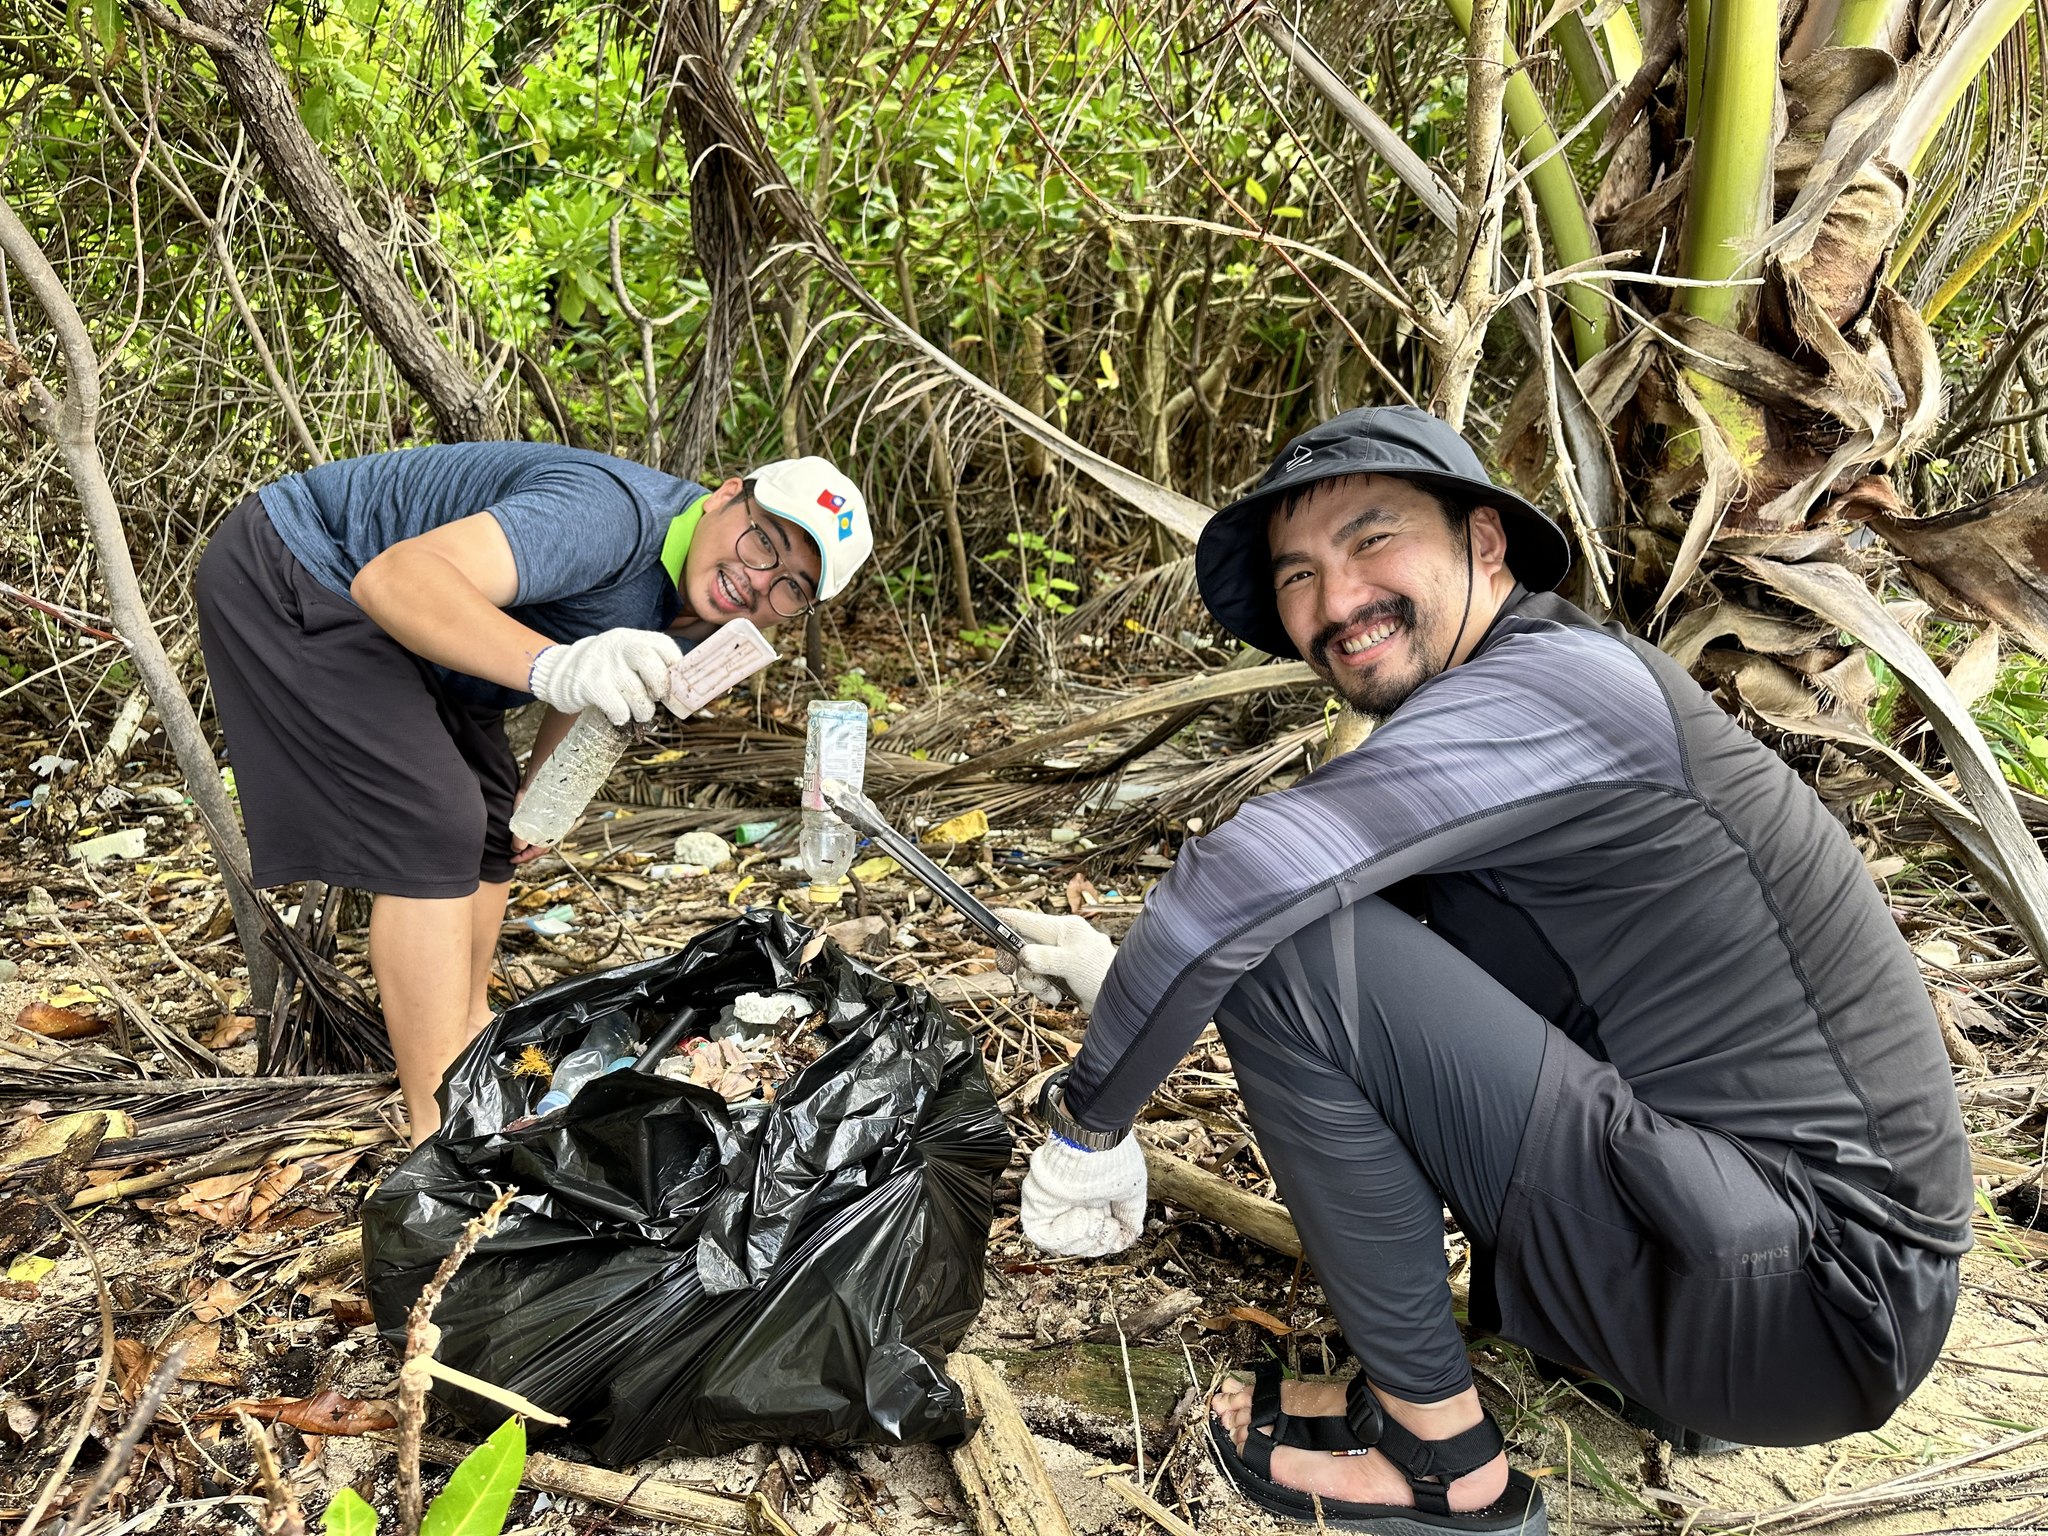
[660,493,711,592]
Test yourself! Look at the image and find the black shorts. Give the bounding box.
[194,496,519,898]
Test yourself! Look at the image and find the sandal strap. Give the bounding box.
[1247,1361,1285,1433]
[1345,1377,1505,1513]
[1377,1411,1506,1487]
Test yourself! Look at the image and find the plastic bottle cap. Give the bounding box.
[807,882,846,905]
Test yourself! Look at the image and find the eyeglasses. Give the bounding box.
[734,496,817,620]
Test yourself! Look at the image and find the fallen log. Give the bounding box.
[1139,1140,1302,1259]
[946,1351,1077,1536]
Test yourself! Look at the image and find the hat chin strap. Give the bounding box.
[1441,538,1477,676]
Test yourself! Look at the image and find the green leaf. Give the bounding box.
[421,1417,525,1536]
[320,1487,379,1536]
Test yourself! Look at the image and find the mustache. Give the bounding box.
[1310,597,1416,671]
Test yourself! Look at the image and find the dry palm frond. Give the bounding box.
[206,865,392,1076]
[0,1073,395,1186]
[1061,554,1205,645]
[1089,721,1325,855]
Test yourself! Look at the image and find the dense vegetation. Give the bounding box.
[6,0,2048,929]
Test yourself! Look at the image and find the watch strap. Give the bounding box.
[1039,1069,1129,1151]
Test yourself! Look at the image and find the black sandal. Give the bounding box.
[1208,1363,1547,1535]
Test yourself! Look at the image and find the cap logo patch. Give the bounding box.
[817,487,854,540]
[1285,444,1314,471]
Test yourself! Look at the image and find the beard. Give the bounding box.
[1308,594,1445,718]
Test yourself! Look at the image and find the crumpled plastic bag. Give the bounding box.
[361,910,1012,1463]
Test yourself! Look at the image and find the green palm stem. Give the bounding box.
[1830,0,1903,48]
[1887,0,2030,174]
[1441,0,1612,360]
[1678,0,1779,466]
[1602,6,1643,77]
[1556,14,1615,142]
[1685,1,1708,139]
[1924,181,2048,323]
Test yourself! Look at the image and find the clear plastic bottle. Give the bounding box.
[510,707,627,846]
[511,620,778,847]
[533,1014,637,1116]
[799,700,869,897]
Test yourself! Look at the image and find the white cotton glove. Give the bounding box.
[1021,1134,1148,1257]
[528,628,684,726]
[997,908,1116,1010]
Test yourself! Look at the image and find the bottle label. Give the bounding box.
[666,618,778,715]
[801,701,869,813]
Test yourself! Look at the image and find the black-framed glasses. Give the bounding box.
[735,498,817,620]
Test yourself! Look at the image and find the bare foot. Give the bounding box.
[1209,1376,1509,1512]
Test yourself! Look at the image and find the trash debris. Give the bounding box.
[531,1014,639,1116]
[70,827,146,865]
[511,903,577,937]
[362,910,1012,1463]
[924,808,989,845]
[731,819,780,846]
[671,830,734,870]
[730,990,809,1027]
[1914,939,1964,969]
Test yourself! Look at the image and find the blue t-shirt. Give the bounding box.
[259,443,704,708]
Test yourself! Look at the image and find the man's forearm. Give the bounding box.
[351,547,554,690]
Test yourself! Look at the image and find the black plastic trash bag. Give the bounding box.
[361,910,1012,1464]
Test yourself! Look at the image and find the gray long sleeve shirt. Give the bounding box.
[1065,588,1972,1254]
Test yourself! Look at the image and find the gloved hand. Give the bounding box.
[528,628,684,726]
[1021,1134,1148,1257]
[997,908,1116,1010]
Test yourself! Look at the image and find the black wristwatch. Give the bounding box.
[1037,1069,1129,1151]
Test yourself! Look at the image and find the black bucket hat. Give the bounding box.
[1196,405,1572,658]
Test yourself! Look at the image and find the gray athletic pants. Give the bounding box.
[1213,897,1955,1443]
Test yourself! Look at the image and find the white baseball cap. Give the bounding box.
[749,457,873,602]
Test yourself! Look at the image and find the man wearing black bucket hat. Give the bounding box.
[996,406,1970,1536]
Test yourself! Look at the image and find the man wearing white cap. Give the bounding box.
[195,444,873,1140]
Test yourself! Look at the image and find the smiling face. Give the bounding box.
[679,479,824,628]
[1268,473,1513,717]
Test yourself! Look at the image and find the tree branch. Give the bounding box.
[126,0,233,52]
[0,189,279,1006]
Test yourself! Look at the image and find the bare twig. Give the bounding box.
[397,1185,522,1536]
[233,1409,308,1536]
[14,1207,118,1536]
[56,1344,189,1536]
[0,580,118,641]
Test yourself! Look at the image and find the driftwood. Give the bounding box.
[946,1351,1078,1536]
[1140,1140,1303,1259]
[413,1435,751,1532]
[1079,1287,1202,1344]
[1107,1477,1202,1536]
